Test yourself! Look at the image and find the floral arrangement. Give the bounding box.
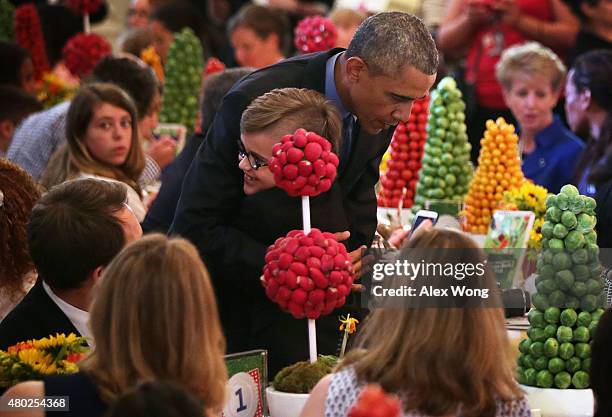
[36,72,78,108]
[140,46,164,83]
[0,0,14,42]
[66,0,102,15]
[499,181,549,250]
[0,333,89,388]
[294,16,337,54]
[62,33,111,78]
[14,4,49,80]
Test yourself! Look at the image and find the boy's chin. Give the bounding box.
[243,183,276,195]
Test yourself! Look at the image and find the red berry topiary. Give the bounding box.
[262,228,354,320]
[62,33,111,78]
[268,128,339,197]
[294,15,337,54]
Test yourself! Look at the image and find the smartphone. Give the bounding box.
[407,209,439,237]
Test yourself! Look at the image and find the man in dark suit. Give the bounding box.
[170,12,438,374]
[0,179,142,350]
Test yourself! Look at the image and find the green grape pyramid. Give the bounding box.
[159,28,204,134]
[516,184,604,389]
[412,76,473,213]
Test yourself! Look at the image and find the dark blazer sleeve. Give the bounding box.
[169,90,268,271]
[342,129,394,251]
[142,132,205,234]
[345,151,387,249]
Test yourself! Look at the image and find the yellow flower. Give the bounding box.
[32,333,80,350]
[17,349,54,373]
[141,46,164,82]
[339,315,359,334]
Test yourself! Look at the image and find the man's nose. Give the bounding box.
[392,102,414,123]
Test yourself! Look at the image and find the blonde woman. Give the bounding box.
[496,42,584,194]
[1,234,227,417]
[41,83,147,221]
[301,228,530,417]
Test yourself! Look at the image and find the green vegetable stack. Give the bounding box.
[159,28,203,134]
[517,184,604,389]
[412,77,473,213]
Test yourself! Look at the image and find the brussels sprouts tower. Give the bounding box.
[517,185,604,389]
[159,28,204,134]
[412,77,473,213]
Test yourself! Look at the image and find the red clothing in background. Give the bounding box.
[465,0,553,109]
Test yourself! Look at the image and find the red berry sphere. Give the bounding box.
[348,385,401,417]
[63,33,111,78]
[262,228,354,320]
[377,96,429,208]
[294,16,338,54]
[268,128,339,197]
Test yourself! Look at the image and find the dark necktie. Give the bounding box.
[338,114,356,174]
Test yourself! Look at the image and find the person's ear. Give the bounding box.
[91,266,105,285]
[345,56,367,83]
[579,88,592,111]
[264,32,280,50]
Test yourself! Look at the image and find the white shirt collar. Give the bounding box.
[42,281,94,347]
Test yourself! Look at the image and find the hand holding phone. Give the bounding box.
[408,210,439,238]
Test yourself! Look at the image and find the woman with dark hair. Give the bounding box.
[41,83,147,220]
[0,41,35,94]
[565,50,612,198]
[565,50,612,304]
[227,4,289,68]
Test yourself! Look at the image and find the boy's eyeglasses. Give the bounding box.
[237,141,268,170]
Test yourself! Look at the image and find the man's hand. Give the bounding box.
[333,231,368,292]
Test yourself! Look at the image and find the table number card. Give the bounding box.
[222,350,267,417]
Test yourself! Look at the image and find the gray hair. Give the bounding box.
[346,12,438,77]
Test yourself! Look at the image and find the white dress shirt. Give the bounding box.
[42,281,94,348]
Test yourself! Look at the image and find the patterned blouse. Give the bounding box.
[325,366,532,417]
